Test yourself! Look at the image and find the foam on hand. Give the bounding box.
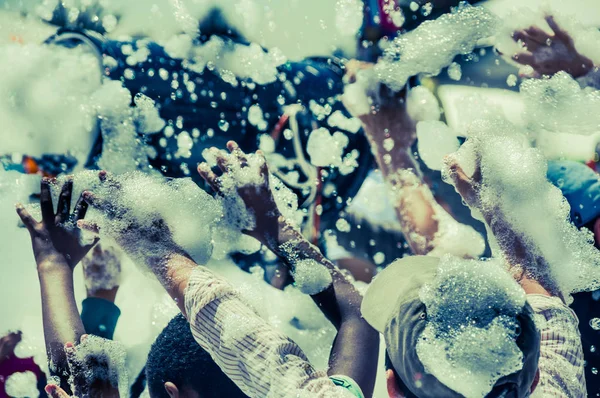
[416,255,527,398]
[69,335,129,398]
[444,118,600,298]
[57,171,220,271]
[201,148,304,259]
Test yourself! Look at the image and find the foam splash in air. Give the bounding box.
[521,72,600,136]
[416,121,460,171]
[375,4,498,91]
[306,127,349,168]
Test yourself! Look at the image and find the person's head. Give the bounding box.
[145,314,246,398]
[547,160,600,247]
[362,256,541,398]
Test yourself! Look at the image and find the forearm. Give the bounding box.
[265,221,380,396]
[148,249,197,316]
[360,114,441,254]
[328,318,379,398]
[37,260,86,390]
[482,210,555,297]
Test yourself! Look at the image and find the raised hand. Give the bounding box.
[16,177,98,271]
[443,154,483,210]
[198,141,283,245]
[511,15,594,78]
[44,335,121,398]
[82,244,122,302]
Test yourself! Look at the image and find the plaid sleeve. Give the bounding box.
[527,294,587,397]
[184,266,359,398]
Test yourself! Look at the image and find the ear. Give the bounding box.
[164,382,180,398]
[386,369,405,398]
[593,218,600,247]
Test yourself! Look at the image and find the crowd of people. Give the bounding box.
[1,0,600,397]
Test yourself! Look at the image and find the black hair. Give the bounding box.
[197,8,246,44]
[145,313,247,398]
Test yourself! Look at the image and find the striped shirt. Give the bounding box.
[184,266,361,398]
[528,294,587,397]
[184,266,586,398]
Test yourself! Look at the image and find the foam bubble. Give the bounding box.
[292,258,333,295]
[4,371,39,398]
[416,121,460,171]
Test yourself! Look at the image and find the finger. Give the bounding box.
[98,170,121,190]
[545,15,569,41]
[40,178,55,226]
[511,31,529,45]
[77,220,101,234]
[64,342,87,397]
[518,65,541,79]
[227,141,248,167]
[44,384,71,398]
[512,52,537,67]
[214,150,232,173]
[198,163,222,193]
[82,191,108,211]
[64,342,84,377]
[524,26,551,44]
[72,194,89,222]
[15,203,39,233]
[256,150,270,182]
[55,178,73,225]
[512,31,540,51]
[83,237,100,253]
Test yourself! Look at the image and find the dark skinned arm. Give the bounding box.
[198,141,379,397]
[445,156,558,298]
[16,177,98,393]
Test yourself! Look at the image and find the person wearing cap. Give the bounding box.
[358,157,587,397]
[547,160,600,397]
[362,255,541,398]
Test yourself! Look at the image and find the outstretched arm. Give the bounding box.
[444,156,555,298]
[16,178,97,392]
[343,78,483,258]
[80,167,373,398]
[198,142,379,397]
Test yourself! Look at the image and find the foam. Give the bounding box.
[4,371,39,398]
[0,43,101,166]
[375,4,498,91]
[443,117,600,297]
[416,121,460,171]
[306,127,349,168]
[521,72,600,136]
[179,36,287,86]
[59,172,219,272]
[69,335,129,398]
[417,255,526,398]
